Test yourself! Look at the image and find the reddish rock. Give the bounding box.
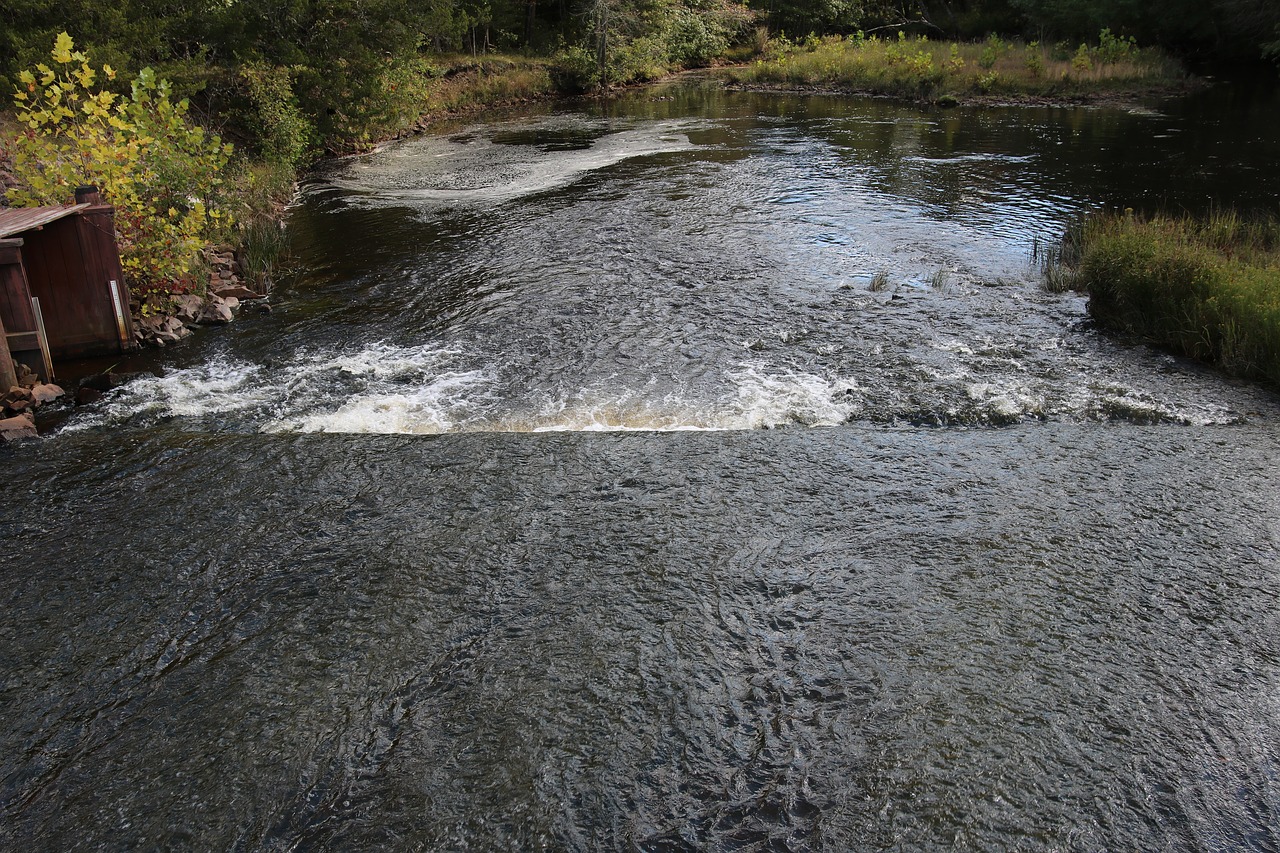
[30,383,64,405]
[172,294,204,323]
[15,364,38,389]
[212,284,263,300]
[0,413,37,441]
[196,296,234,325]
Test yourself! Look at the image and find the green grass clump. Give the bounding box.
[1069,211,1280,383]
[725,31,1183,101]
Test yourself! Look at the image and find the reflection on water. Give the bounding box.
[4,81,1280,851]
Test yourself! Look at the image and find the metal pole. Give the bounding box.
[108,280,130,348]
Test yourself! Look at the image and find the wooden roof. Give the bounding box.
[0,204,91,239]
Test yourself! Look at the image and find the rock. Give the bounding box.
[82,371,128,392]
[76,386,104,406]
[161,316,191,341]
[5,398,30,414]
[135,312,193,346]
[212,284,263,300]
[2,385,33,405]
[196,296,234,325]
[256,302,274,315]
[0,413,37,442]
[30,383,64,405]
[137,314,166,335]
[172,294,205,323]
[15,363,38,389]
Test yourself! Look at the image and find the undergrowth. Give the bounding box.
[726,30,1184,101]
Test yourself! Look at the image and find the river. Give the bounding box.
[2,78,1279,850]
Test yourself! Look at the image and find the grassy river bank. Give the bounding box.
[1047,212,1280,386]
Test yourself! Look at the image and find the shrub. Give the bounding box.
[1072,44,1093,73]
[549,44,599,92]
[1069,211,1280,383]
[978,34,1005,69]
[1096,28,1136,64]
[240,63,314,168]
[7,33,233,293]
[1024,41,1045,76]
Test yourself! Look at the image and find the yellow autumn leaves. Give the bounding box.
[7,34,234,292]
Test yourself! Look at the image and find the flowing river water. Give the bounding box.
[3,78,1280,850]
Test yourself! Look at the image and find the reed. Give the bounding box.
[1066,210,1280,383]
[726,32,1184,102]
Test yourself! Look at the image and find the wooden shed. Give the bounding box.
[0,187,136,384]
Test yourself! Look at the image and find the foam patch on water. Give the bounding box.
[62,338,1247,437]
[317,117,702,210]
[61,344,865,436]
[494,368,862,433]
[59,359,272,431]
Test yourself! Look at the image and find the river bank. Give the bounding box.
[1050,210,1280,385]
[719,32,1199,105]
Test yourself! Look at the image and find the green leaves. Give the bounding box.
[8,34,234,291]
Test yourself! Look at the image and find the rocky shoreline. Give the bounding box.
[132,244,269,348]
[1,143,269,439]
[0,361,65,441]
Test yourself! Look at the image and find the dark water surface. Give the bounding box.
[3,81,1280,850]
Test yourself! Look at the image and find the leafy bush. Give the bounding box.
[240,63,314,168]
[1024,41,1045,76]
[1096,28,1137,64]
[1072,44,1093,72]
[664,7,731,66]
[549,44,599,92]
[978,34,1005,69]
[6,34,233,292]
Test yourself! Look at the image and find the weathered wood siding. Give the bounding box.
[23,206,133,359]
[0,237,47,380]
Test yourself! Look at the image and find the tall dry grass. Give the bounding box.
[728,33,1183,100]
[1061,211,1280,383]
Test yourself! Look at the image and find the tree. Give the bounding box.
[7,34,233,291]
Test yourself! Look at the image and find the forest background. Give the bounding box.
[2,0,1278,162]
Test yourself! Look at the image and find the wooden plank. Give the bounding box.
[0,203,89,239]
[5,331,40,350]
[78,205,133,346]
[0,254,36,338]
[0,310,16,390]
[24,218,87,357]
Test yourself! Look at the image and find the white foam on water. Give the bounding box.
[59,359,272,432]
[965,381,1048,421]
[494,368,862,433]
[61,342,865,436]
[318,118,703,210]
[62,342,1243,437]
[270,372,494,435]
[725,365,862,429]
